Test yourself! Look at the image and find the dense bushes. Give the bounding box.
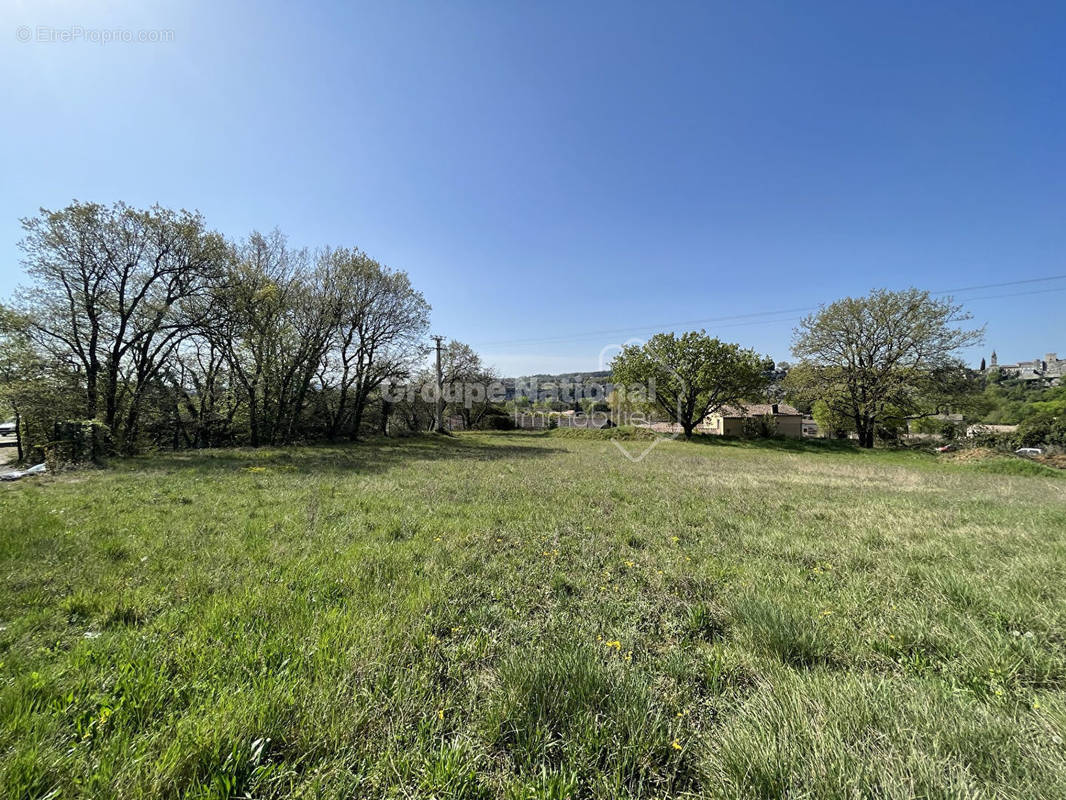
[966,417,1065,451]
[1016,414,1066,448]
[46,420,113,468]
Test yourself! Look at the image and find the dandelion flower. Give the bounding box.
[671,739,682,750]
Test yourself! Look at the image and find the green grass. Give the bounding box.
[961,456,1066,479]
[1,432,1065,799]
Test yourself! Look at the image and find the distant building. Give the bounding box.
[983,351,1064,385]
[966,423,1018,437]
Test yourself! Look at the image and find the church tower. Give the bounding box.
[990,350,997,367]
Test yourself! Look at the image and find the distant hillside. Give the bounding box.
[500,370,613,401]
[511,370,611,384]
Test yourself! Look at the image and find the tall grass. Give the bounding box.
[0,433,1064,798]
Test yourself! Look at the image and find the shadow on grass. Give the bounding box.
[682,434,862,455]
[495,428,874,456]
[118,433,566,477]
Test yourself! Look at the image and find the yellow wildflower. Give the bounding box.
[671,739,682,750]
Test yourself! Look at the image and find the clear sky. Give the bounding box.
[3,0,1064,376]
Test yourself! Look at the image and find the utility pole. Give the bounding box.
[431,335,445,432]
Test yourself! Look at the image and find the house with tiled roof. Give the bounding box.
[702,403,803,438]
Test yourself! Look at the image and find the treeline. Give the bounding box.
[974,373,1066,426]
[3,203,1059,459]
[0,201,490,462]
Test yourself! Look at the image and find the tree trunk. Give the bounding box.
[329,383,349,441]
[103,363,121,432]
[380,399,391,437]
[857,422,875,448]
[351,403,364,441]
[85,362,99,420]
[247,393,260,447]
[14,408,23,463]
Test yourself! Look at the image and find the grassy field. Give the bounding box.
[1,431,1065,799]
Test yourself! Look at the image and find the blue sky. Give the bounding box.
[2,0,1064,376]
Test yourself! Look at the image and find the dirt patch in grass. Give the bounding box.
[944,447,999,462]
[1035,454,1066,470]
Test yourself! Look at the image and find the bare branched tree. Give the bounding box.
[16,202,227,451]
[317,248,429,440]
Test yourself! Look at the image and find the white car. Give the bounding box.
[0,421,15,436]
[1015,447,1043,457]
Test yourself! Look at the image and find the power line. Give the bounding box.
[474,307,813,348]
[949,285,1066,304]
[472,273,1066,349]
[931,274,1066,294]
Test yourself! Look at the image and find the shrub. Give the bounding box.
[478,409,516,431]
[966,430,1018,451]
[742,414,777,438]
[1015,414,1066,448]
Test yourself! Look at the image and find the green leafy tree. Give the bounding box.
[790,289,983,448]
[809,398,853,439]
[0,306,84,462]
[205,231,341,446]
[316,248,429,440]
[440,340,500,430]
[610,331,767,439]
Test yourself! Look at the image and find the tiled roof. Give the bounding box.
[714,403,802,418]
